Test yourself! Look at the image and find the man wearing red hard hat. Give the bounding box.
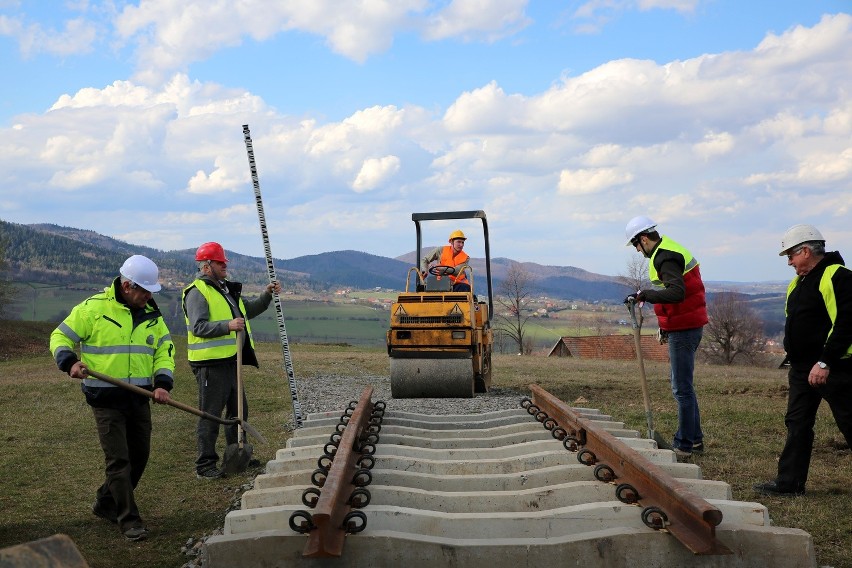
[181,242,281,479]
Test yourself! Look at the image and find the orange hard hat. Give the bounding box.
[195,242,228,263]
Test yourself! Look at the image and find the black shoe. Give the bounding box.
[692,442,704,454]
[753,480,805,497]
[92,501,118,524]
[196,467,224,480]
[123,526,148,542]
[247,458,261,468]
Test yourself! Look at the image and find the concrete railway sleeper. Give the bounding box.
[202,386,818,568]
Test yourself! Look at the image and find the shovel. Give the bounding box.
[84,369,266,444]
[222,330,254,474]
[626,299,670,450]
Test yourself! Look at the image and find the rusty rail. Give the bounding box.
[289,386,381,558]
[525,384,732,556]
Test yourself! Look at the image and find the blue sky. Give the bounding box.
[1,0,850,283]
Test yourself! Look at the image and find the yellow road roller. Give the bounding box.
[387,211,494,398]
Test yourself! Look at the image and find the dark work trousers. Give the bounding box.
[193,361,249,473]
[92,404,151,532]
[777,366,852,491]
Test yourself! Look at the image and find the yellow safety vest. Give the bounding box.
[183,279,255,362]
[786,264,852,359]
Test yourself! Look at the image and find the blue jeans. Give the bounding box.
[667,327,704,451]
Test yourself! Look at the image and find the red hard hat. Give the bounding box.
[195,242,228,263]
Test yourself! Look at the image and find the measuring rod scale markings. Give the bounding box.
[242,124,303,428]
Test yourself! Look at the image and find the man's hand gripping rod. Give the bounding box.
[242,124,304,428]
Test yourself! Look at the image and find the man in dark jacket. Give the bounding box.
[754,225,852,496]
[182,241,280,479]
[624,216,708,458]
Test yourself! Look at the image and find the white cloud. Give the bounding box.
[110,0,534,82]
[692,131,734,160]
[0,13,97,57]
[423,0,531,42]
[352,156,401,192]
[571,0,699,34]
[557,167,634,195]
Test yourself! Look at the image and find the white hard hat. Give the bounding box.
[779,224,824,256]
[120,255,161,292]
[625,216,657,245]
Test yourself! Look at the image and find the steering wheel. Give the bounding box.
[429,265,456,276]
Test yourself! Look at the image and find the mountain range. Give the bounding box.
[0,219,632,301]
[1,219,788,305]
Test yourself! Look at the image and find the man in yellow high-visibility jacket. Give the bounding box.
[50,255,174,542]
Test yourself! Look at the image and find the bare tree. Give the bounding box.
[619,255,651,294]
[703,292,765,365]
[495,262,533,355]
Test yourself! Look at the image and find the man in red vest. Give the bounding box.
[624,216,709,459]
[421,230,471,292]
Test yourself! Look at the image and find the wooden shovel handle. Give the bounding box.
[85,369,236,426]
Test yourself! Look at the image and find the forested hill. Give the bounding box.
[1,219,628,300]
[0,220,297,289]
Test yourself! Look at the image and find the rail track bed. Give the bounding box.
[202,385,816,567]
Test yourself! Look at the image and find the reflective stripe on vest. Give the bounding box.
[439,246,469,285]
[786,264,852,359]
[183,279,254,362]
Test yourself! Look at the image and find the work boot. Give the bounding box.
[196,467,224,480]
[752,480,805,497]
[123,526,148,542]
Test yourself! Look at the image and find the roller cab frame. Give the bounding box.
[387,211,494,398]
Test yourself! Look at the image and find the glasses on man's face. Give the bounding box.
[630,237,641,247]
[786,246,805,260]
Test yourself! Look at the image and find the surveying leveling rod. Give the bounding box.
[242,124,304,428]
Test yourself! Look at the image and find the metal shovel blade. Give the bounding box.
[222,441,254,475]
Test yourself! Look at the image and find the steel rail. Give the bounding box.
[528,384,732,556]
[303,386,375,557]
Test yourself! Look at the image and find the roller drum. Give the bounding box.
[390,358,474,398]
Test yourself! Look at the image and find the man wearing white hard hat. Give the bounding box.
[50,255,175,541]
[754,225,852,497]
[624,216,708,459]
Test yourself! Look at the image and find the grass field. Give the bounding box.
[1,321,849,568]
[5,283,641,353]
